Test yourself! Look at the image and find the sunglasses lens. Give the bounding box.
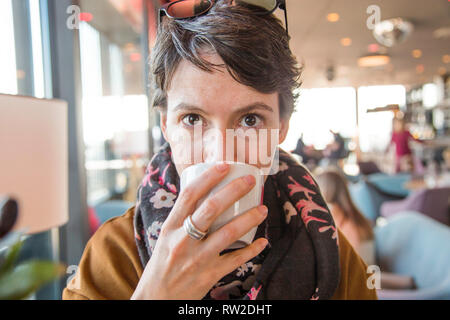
[167,0,213,18]
[238,0,278,11]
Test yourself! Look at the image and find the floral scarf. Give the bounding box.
[133,144,340,300]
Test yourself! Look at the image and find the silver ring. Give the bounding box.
[183,215,208,240]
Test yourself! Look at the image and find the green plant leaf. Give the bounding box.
[0,260,66,300]
[0,239,24,276]
[0,231,24,252]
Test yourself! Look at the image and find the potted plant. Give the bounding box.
[0,197,65,300]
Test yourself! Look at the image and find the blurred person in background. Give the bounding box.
[316,169,375,265]
[323,130,346,160]
[321,130,348,169]
[292,134,321,168]
[317,169,417,290]
[386,117,423,173]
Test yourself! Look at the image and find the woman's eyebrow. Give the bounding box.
[232,102,274,115]
[172,103,209,115]
[172,102,273,115]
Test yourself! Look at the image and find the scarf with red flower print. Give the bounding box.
[133,143,340,300]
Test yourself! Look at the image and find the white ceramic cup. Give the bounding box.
[180,162,264,249]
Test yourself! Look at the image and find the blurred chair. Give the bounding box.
[375,211,450,300]
[366,172,411,198]
[350,174,409,222]
[93,200,133,226]
[358,161,381,176]
[380,187,450,226]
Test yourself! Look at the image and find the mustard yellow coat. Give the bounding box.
[62,207,378,300]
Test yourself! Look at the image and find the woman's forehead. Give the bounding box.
[166,54,279,115]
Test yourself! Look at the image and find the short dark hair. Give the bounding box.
[150,0,302,119]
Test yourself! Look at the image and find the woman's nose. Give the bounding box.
[202,126,230,163]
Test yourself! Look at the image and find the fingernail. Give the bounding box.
[216,163,229,172]
[258,205,268,216]
[260,238,268,248]
[243,175,255,186]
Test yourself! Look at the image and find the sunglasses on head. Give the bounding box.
[159,0,288,35]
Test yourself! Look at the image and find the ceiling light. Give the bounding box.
[373,18,414,47]
[443,55,450,64]
[358,54,390,67]
[412,49,422,58]
[416,64,425,74]
[327,13,339,22]
[433,27,450,39]
[368,43,379,53]
[438,67,447,75]
[340,38,352,46]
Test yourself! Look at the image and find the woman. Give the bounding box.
[63,1,376,300]
[388,117,422,173]
[316,169,417,290]
[316,169,375,265]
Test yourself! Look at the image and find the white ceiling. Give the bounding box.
[275,0,450,88]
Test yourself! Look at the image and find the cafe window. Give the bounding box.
[282,87,357,151]
[78,0,155,206]
[0,0,46,98]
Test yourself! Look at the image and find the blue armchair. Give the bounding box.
[375,211,450,299]
[93,200,134,225]
[349,173,411,222]
[368,173,411,198]
[381,187,450,226]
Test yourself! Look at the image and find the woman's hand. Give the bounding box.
[131,163,268,300]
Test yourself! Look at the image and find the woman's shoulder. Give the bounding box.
[62,206,143,300]
[331,229,378,300]
[358,239,376,266]
[93,206,136,242]
[84,206,140,260]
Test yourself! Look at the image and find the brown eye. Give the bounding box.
[182,114,203,126]
[240,114,261,127]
